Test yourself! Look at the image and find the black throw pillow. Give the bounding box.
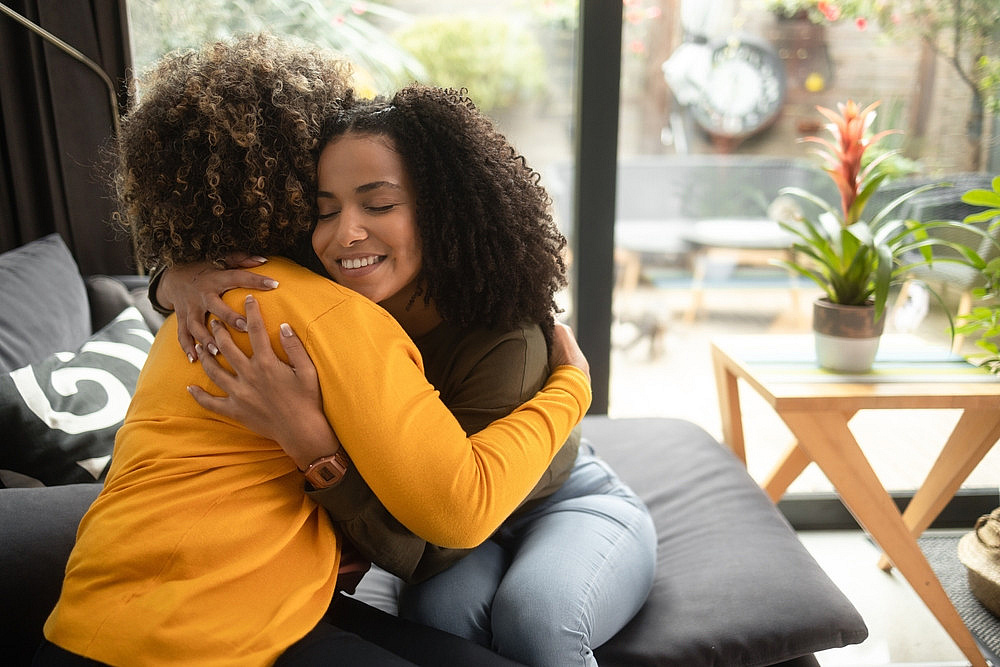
[0,307,153,486]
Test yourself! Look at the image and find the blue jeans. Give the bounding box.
[396,442,657,667]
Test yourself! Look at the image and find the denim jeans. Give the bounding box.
[395,442,657,667]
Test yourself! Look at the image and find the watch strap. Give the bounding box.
[146,265,174,316]
[302,448,350,489]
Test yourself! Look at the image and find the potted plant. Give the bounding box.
[773,100,986,372]
[954,176,1000,371]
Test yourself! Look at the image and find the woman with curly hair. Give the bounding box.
[160,84,656,666]
[35,37,591,667]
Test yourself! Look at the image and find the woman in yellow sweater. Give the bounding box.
[35,35,590,667]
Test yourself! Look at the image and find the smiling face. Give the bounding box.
[313,132,438,333]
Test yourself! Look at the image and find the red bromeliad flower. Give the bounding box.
[776,99,981,317]
[816,1,841,21]
[800,100,899,225]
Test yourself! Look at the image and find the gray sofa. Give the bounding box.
[0,234,869,665]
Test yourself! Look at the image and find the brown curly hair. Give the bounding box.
[321,85,568,340]
[114,33,352,270]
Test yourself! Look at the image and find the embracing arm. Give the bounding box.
[191,306,585,580]
[331,357,589,548]
[418,324,582,504]
[190,276,590,549]
[316,313,590,548]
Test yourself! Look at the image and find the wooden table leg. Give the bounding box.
[762,441,809,503]
[781,409,987,667]
[877,408,1000,571]
[683,247,707,324]
[711,346,745,464]
[761,409,859,502]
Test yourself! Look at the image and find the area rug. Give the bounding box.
[920,532,1000,665]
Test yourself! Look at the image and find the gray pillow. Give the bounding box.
[0,307,152,486]
[0,234,90,374]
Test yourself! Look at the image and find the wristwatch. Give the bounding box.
[302,448,350,489]
[146,265,175,316]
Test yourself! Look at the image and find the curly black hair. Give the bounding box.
[322,85,568,341]
[114,33,353,270]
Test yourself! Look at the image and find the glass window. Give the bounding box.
[126,0,578,203]
[610,0,1000,497]
[127,0,580,310]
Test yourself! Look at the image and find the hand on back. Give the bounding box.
[157,254,279,361]
[549,322,590,383]
[186,294,339,470]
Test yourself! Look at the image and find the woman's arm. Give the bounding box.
[190,299,589,478]
[188,270,591,549]
[190,302,585,581]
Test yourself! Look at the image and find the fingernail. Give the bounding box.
[235,318,248,332]
[207,343,219,356]
[187,353,195,363]
[245,294,255,303]
[280,323,294,337]
[195,343,204,357]
[263,280,279,289]
[251,256,267,263]
[209,319,220,328]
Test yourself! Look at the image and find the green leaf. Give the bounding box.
[965,209,1000,223]
[869,183,946,229]
[849,171,889,222]
[779,186,839,220]
[872,241,893,318]
[961,189,1000,207]
[977,339,999,354]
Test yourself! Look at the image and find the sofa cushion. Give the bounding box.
[0,483,102,664]
[0,234,90,374]
[0,307,153,487]
[586,417,868,666]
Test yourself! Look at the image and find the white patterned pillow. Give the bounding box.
[0,307,153,486]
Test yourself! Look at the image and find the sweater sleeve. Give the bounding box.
[304,303,591,549]
[424,325,581,514]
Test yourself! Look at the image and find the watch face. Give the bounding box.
[305,450,349,488]
[313,462,343,484]
[691,37,786,139]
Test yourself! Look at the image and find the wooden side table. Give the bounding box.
[710,334,1000,667]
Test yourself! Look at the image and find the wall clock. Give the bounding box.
[690,35,786,141]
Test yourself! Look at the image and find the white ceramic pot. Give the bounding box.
[812,298,886,373]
